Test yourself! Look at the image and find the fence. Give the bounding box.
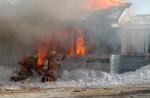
[0,57,21,67]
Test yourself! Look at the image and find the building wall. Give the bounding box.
[121,26,149,55]
[0,42,34,67]
[110,17,150,74]
[111,55,150,74]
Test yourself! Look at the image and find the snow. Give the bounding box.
[1,65,150,90]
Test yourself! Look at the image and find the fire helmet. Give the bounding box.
[33,53,38,59]
[48,50,56,57]
[23,55,30,60]
[19,55,30,65]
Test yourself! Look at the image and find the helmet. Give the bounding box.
[48,50,56,57]
[23,55,30,60]
[33,53,38,59]
[19,55,30,65]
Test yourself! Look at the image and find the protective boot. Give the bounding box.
[10,76,25,82]
[42,76,55,83]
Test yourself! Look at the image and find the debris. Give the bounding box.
[74,88,84,92]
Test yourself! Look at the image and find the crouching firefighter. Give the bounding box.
[42,50,66,83]
[10,54,42,82]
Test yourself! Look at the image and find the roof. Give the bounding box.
[85,3,131,21]
[62,3,131,27]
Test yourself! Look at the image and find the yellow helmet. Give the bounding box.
[48,50,56,57]
[33,53,38,59]
[23,55,30,60]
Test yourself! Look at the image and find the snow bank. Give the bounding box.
[0,66,17,79]
[60,65,150,87]
[1,65,150,90]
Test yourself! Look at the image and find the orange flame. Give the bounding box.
[69,46,75,55]
[76,31,85,55]
[37,41,49,68]
[86,0,121,10]
[37,27,86,61]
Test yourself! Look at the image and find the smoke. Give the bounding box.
[0,0,123,56]
[0,0,87,46]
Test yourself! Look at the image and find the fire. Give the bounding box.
[37,41,49,68]
[86,0,121,10]
[76,29,85,55]
[68,27,86,55]
[69,46,75,55]
[35,0,122,63]
[37,28,86,66]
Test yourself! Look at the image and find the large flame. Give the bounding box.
[86,0,121,10]
[37,28,85,66]
[76,28,85,55]
[37,41,49,68]
[36,0,122,65]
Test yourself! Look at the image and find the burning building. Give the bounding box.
[0,0,141,74]
[27,2,131,73]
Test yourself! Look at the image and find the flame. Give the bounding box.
[37,41,49,68]
[69,46,75,55]
[37,27,86,62]
[35,0,122,60]
[86,0,121,10]
[76,29,85,55]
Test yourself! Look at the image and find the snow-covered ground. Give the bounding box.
[1,65,150,90]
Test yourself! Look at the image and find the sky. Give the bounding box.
[4,0,150,15]
[123,0,150,15]
[6,0,18,4]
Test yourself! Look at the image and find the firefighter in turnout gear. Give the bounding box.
[42,50,57,82]
[10,53,42,82]
[42,49,66,83]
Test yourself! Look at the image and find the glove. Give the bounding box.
[62,54,66,61]
[37,72,42,76]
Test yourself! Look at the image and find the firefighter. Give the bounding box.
[42,50,66,83]
[10,54,42,82]
[42,50,57,82]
